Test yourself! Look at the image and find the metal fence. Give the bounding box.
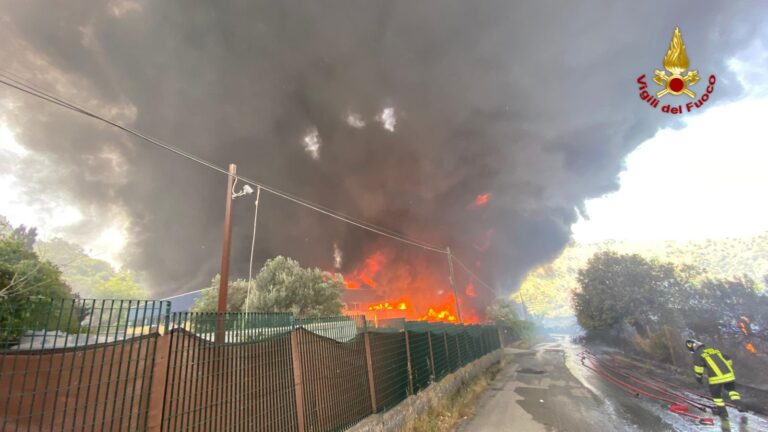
[0,298,502,432]
[0,298,169,431]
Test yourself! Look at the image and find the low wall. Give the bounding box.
[348,349,504,432]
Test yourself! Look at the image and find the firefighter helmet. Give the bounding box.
[685,339,703,352]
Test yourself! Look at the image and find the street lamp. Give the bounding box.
[233,182,254,198]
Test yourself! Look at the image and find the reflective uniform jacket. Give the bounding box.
[693,346,735,384]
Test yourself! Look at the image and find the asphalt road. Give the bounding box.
[457,338,768,432]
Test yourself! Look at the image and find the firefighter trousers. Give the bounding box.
[708,381,740,407]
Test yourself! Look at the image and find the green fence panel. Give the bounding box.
[0,298,168,432]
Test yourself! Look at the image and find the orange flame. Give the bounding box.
[368,300,409,311]
[739,322,750,337]
[345,251,385,289]
[745,342,757,354]
[474,193,492,206]
[342,250,484,324]
[419,307,457,323]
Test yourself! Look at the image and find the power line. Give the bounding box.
[451,254,497,295]
[0,73,446,253]
[0,71,499,294]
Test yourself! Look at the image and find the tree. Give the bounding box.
[0,236,77,345]
[36,237,148,299]
[572,251,685,334]
[486,300,520,326]
[487,299,534,344]
[681,276,766,336]
[190,275,250,313]
[11,225,38,250]
[91,270,148,299]
[191,257,345,317]
[245,256,344,317]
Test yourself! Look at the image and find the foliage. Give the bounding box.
[35,237,148,299]
[190,275,250,313]
[245,256,344,317]
[486,300,519,326]
[192,256,344,317]
[0,235,77,345]
[572,251,687,334]
[519,233,768,319]
[487,299,535,344]
[572,250,768,356]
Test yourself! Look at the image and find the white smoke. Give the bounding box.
[377,107,397,132]
[333,242,343,268]
[346,112,366,128]
[303,128,321,159]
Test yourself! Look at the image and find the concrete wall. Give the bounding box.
[348,350,504,432]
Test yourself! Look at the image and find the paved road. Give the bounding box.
[457,338,767,432]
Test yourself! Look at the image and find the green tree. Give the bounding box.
[681,276,766,335]
[190,275,250,313]
[487,299,534,344]
[245,256,344,317]
[91,270,148,299]
[486,300,520,326]
[572,251,685,334]
[36,237,148,299]
[0,236,77,345]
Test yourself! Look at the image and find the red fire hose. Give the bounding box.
[605,355,737,409]
[578,351,715,426]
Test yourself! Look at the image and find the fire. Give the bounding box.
[419,307,457,323]
[345,251,385,289]
[745,342,757,354]
[474,193,492,206]
[342,250,486,324]
[368,300,409,311]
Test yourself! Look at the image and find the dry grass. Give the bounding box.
[403,356,509,432]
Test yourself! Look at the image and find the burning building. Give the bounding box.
[339,248,488,325]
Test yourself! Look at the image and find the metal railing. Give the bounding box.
[0,298,502,432]
[0,298,169,431]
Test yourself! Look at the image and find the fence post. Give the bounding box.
[426,331,436,381]
[497,325,504,349]
[455,329,462,366]
[290,330,306,432]
[146,334,171,432]
[442,332,450,369]
[363,331,378,413]
[403,329,414,395]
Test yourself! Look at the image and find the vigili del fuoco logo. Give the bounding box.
[637,27,716,114]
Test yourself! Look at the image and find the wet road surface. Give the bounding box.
[457,338,768,431]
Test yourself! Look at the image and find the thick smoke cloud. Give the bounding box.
[1,0,766,296]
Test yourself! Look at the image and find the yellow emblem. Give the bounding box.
[653,27,699,98]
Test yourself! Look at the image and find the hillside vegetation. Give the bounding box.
[518,232,768,318]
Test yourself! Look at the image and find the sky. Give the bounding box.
[1,1,768,297]
[572,40,768,243]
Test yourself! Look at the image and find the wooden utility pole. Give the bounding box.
[216,163,237,344]
[445,247,463,324]
[518,291,528,320]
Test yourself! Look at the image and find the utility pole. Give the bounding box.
[518,291,528,321]
[216,163,237,344]
[445,247,463,324]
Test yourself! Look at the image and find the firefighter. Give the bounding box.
[685,339,741,416]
